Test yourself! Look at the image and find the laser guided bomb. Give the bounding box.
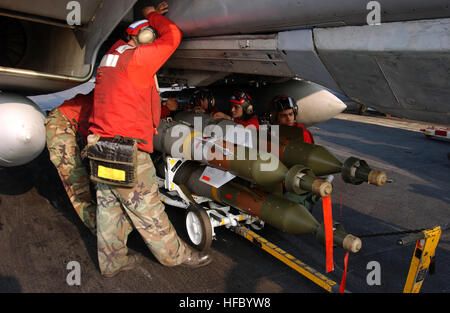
[152,112,372,255]
[153,118,332,197]
[173,111,388,186]
[153,157,361,254]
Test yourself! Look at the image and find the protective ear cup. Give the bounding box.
[245,104,253,115]
[290,98,299,117]
[137,27,156,44]
[269,112,276,124]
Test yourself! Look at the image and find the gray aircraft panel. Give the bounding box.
[314,18,450,124]
[165,0,450,38]
[277,29,342,92]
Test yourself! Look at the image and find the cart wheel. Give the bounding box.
[185,204,213,251]
[250,219,265,231]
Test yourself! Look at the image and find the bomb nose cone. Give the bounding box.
[284,164,333,196]
[343,235,362,253]
[312,179,333,197]
[281,140,344,176]
[260,195,320,235]
[342,157,389,187]
[316,222,362,253]
[368,170,387,186]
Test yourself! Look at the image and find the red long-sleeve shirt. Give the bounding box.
[160,105,172,119]
[293,122,314,144]
[234,115,260,130]
[89,12,182,153]
[57,91,93,138]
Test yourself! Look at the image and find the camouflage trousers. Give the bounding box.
[95,150,192,276]
[45,109,97,234]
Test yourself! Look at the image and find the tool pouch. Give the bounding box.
[87,135,139,188]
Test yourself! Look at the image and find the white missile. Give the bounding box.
[252,80,347,127]
[0,93,46,167]
[294,83,347,127]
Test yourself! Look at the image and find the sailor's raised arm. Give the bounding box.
[128,2,182,80]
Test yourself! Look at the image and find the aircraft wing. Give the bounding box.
[158,0,450,124]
